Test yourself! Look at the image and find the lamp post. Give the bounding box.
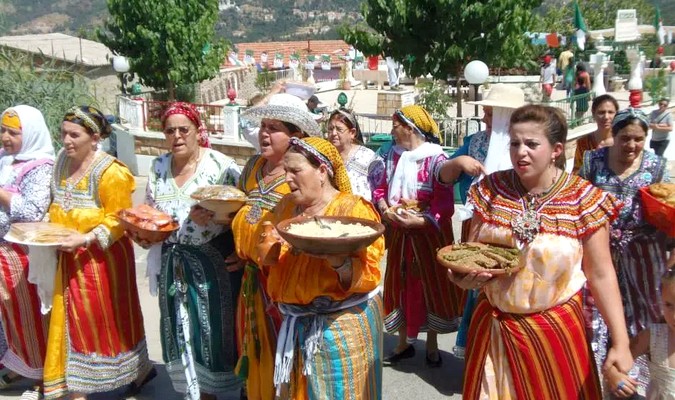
[464,60,490,116]
[112,56,134,95]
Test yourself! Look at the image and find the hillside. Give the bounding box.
[0,0,364,42]
[0,0,672,43]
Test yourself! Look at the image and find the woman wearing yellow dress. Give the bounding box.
[43,106,153,400]
[262,137,385,400]
[231,92,321,399]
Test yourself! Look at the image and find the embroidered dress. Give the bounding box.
[265,193,385,400]
[232,155,286,400]
[343,144,384,201]
[44,150,151,399]
[646,323,675,400]
[147,148,242,397]
[0,160,52,379]
[374,147,465,337]
[463,170,620,400]
[579,148,669,395]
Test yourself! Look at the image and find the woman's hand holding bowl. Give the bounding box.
[125,229,154,250]
[447,269,493,290]
[190,205,215,226]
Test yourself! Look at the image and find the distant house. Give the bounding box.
[232,39,349,69]
[0,33,123,113]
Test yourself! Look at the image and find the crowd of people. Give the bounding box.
[0,80,673,400]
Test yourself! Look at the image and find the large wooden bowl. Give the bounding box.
[276,216,385,256]
[118,210,179,244]
[436,242,523,277]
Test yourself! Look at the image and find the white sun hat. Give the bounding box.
[466,84,526,109]
[241,93,321,137]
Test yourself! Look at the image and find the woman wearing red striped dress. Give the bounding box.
[0,106,54,398]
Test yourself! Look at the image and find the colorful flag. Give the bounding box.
[573,1,587,50]
[654,7,666,45]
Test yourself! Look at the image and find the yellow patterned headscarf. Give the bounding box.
[395,105,442,144]
[288,137,352,194]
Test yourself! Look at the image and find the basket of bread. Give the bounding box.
[640,183,675,237]
[5,222,80,246]
[118,204,179,244]
[276,216,385,256]
[436,242,522,276]
[190,185,247,222]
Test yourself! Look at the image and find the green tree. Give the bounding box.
[98,0,228,100]
[339,0,541,116]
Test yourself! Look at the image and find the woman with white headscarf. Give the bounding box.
[0,105,54,398]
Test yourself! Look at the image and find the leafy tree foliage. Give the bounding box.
[341,0,541,79]
[0,49,96,149]
[98,0,228,99]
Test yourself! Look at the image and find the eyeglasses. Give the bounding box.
[659,103,668,107]
[163,126,192,136]
[326,125,350,135]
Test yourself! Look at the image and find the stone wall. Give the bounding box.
[376,90,416,115]
[197,66,259,105]
[134,134,256,167]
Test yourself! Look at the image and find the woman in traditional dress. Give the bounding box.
[325,108,383,201]
[44,106,153,400]
[579,107,670,397]
[231,93,321,400]
[0,106,54,398]
[374,105,465,367]
[572,94,619,173]
[452,104,633,399]
[261,137,385,399]
[135,102,242,400]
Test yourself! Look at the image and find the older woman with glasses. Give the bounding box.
[325,109,384,201]
[131,102,242,400]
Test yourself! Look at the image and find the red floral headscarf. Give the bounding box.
[161,102,211,148]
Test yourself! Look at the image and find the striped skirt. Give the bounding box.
[43,237,151,399]
[159,232,243,396]
[464,292,601,400]
[288,295,383,400]
[0,242,49,379]
[383,221,464,336]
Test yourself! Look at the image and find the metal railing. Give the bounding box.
[544,91,595,128]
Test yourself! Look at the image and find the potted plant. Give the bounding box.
[339,63,351,90]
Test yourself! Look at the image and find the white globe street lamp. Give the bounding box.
[464,60,489,116]
[112,56,133,95]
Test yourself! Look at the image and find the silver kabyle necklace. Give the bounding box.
[510,170,563,248]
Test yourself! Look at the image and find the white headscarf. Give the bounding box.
[0,105,55,173]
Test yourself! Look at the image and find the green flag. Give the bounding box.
[573,1,587,32]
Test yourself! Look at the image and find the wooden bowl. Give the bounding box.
[436,242,522,277]
[195,199,247,221]
[118,210,179,244]
[276,216,385,256]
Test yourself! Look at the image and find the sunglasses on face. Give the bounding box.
[659,103,668,107]
[163,126,192,136]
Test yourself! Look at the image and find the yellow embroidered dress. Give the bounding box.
[43,150,151,399]
[232,155,288,400]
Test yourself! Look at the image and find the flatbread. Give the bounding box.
[440,242,520,273]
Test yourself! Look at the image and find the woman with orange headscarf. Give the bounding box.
[261,137,384,399]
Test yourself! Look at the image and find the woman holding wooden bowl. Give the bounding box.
[231,93,321,400]
[259,137,385,400]
[44,106,153,400]
[449,104,632,399]
[0,105,54,397]
[129,102,242,400]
